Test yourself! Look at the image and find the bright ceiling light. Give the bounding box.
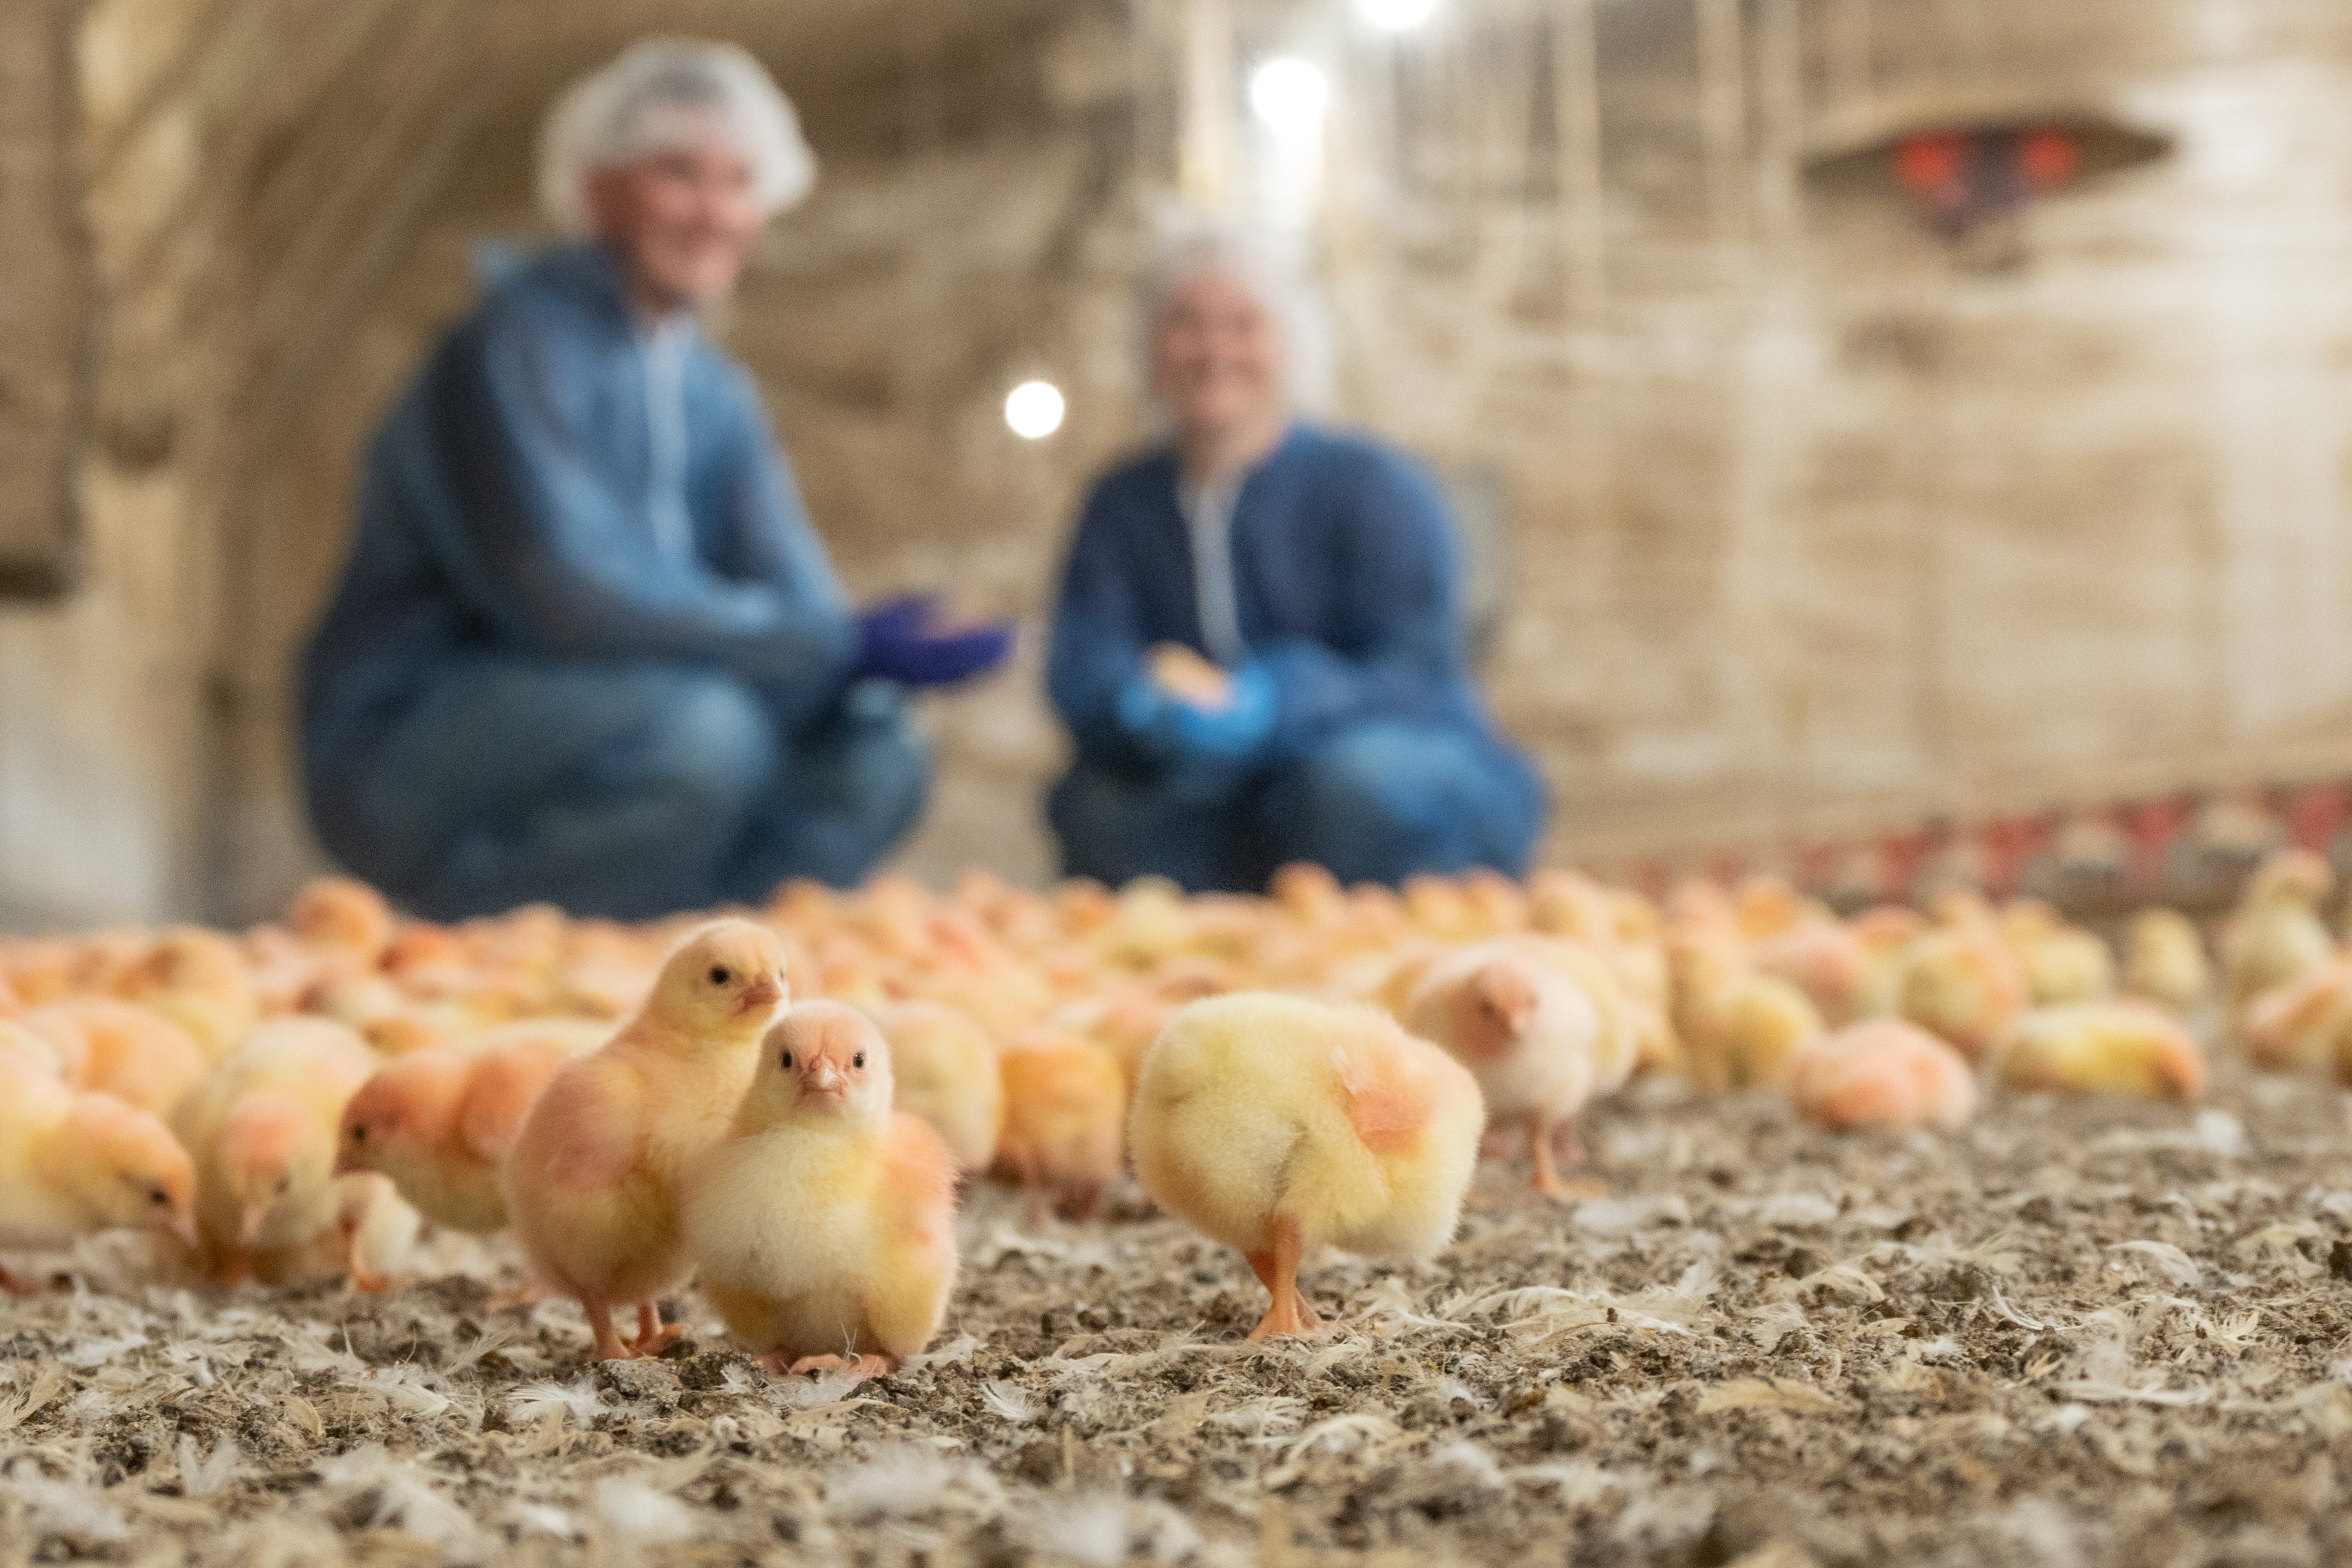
[1357,0,1438,31]
[1004,380,1065,440]
[1248,57,1329,147]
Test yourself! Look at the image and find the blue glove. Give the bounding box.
[1118,662,1277,766]
[853,595,1015,687]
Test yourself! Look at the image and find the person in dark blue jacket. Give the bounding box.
[301,41,1010,920]
[1046,231,1546,893]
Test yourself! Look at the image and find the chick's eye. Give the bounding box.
[852,1052,866,1069]
[779,1051,794,1070]
[350,1125,367,1143]
[710,965,732,985]
[274,1177,290,1195]
[149,1189,168,1207]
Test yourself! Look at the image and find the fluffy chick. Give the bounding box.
[289,877,396,967]
[1988,1002,2208,1102]
[174,1018,377,1284]
[1997,900,2116,1006]
[337,1021,596,1232]
[1671,935,1824,1093]
[1400,938,1634,1195]
[871,1002,1003,1172]
[23,999,208,1120]
[1130,994,1484,1340]
[0,1045,195,1290]
[1787,1020,1975,1133]
[114,926,258,1061]
[503,919,788,1361]
[2122,908,2213,1015]
[995,1033,1125,1225]
[1896,926,2029,1061]
[2223,849,2336,1020]
[684,1003,959,1384]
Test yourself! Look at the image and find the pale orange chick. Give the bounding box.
[683,1003,960,1384]
[1131,993,1483,1340]
[994,1032,1125,1225]
[22,999,207,1121]
[1749,922,1875,1027]
[336,1020,599,1232]
[2222,849,2336,1020]
[1988,1002,2208,1102]
[2121,908,2213,1015]
[288,877,396,967]
[503,920,789,1361]
[173,1017,378,1284]
[0,1043,196,1292]
[1401,938,1635,1194]
[2241,961,2352,1075]
[871,1001,1004,1172]
[1786,1020,1974,1133]
[115,926,258,1061]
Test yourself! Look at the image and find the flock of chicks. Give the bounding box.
[0,849,2343,1386]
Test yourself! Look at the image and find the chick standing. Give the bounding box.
[2121,908,2213,1015]
[336,1020,598,1232]
[2222,849,2336,1021]
[683,1002,959,1383]
[503,920,789,1361]
[0,1044,196,1290]
[994,1032,1126,1225]
[173,1018,377,1283]
[1400,938,1635,1195]
[1131,994,1483,1340]
[871,1001,1003,1172]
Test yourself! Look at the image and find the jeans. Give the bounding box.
[1049,719,1545,893]
[317,661,930,920]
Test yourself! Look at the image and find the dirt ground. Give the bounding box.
[7,1062,2352,1568]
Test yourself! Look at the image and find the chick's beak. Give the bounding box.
[798,1063,848,1107]
[737,975,784,1016]
[332,1143,363,1178]
[237,1199,270,1247]
[166,1212,198,1249]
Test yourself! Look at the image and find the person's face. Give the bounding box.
[584,130,762,310]
[1150,269,1289,441]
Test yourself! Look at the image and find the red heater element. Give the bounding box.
[1893,125,2083,237]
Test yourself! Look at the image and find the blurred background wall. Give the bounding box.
[7,0,2352,927]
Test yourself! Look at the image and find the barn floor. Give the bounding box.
[6,1065,2352,1568]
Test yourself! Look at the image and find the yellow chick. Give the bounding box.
[115,926,258,1061]
[503,919,789,1361]
[2241,962,2352,1075]
[1401,938,1636,1195]
[1671,934,1825,1093]
[2223,849,2336,1020]
[1787,1020,1974,1133]
[1896,926,2029,1061]
[1988,1002,2208,1102]
[684,1003,960,1384]
[22,999,208,1120]
[174,1017,378,1284]
[0,1044,196,1290]
[1997,900,2116,1006]
[995,1033,1126,1225]
[1130,994,1483,1340]
[2122,908,2213,1015]
[871,1002,1002,1173]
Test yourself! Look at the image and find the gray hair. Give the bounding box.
[537,38,818,236]
[1139,222,1334,413]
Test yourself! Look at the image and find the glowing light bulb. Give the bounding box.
[1357,0,1438,31]
[1248,57,1329,147]
[1004,380,1065,440]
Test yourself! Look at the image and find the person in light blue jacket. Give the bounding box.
[1046,231,1546,893]
[302,40,1009,920]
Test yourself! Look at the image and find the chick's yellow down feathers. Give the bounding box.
[871,1001,1003,1172]
[1989,1002,2208,1102]
[684,1002,960,1384]
[503,919,789,1362]
[0,1042,195,1289]
[171,1017,376,1283]
[1131,994,1483,1340]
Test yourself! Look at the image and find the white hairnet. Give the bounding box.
[537,38,817,236]
[1140,216,1334,412]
